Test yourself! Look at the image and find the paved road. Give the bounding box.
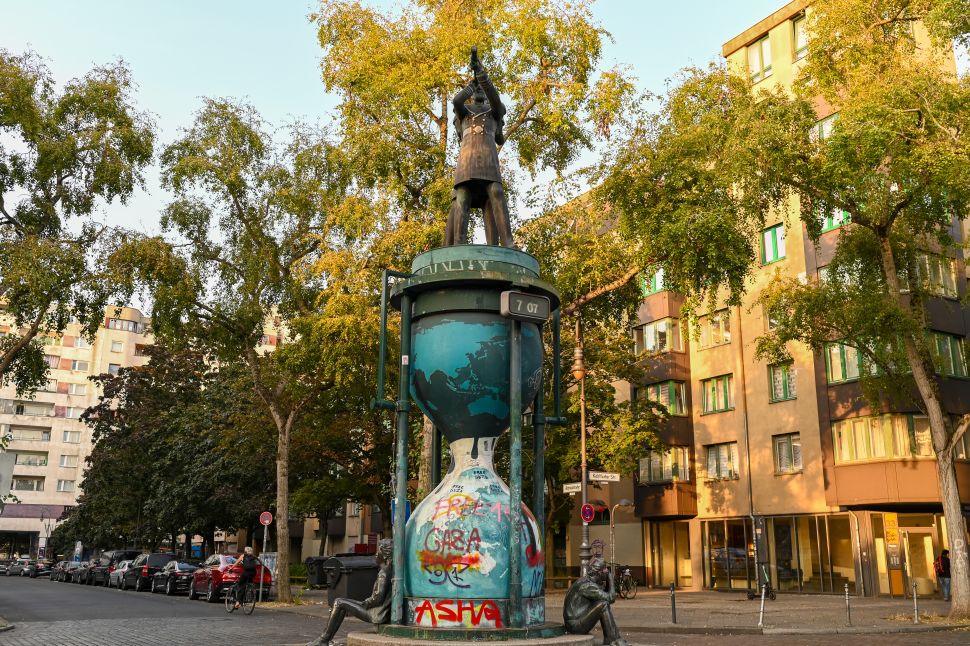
[1,576,967,646]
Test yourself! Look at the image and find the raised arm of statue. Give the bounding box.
[452,81,475,121]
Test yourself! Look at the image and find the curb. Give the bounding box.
[622,623,965,636]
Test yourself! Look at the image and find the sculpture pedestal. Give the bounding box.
[356,628,587,646]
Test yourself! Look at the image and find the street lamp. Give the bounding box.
[609,499,634,579]
[571,318,590,576]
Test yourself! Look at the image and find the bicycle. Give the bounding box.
[617,566,637,599]
[225,580,257,615]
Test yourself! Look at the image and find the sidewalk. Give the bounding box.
[273,587,968,635]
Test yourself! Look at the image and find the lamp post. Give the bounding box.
[609,499,634,580]
[571,317,590,576]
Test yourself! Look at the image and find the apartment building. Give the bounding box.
[0,306,152,559]
[567,0,970,598]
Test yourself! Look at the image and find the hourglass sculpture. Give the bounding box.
[370,244,565,641]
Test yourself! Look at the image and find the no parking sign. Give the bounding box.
[580,503,594,523]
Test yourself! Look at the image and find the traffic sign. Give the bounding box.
[259,511,273,526]
[581,503,595,523]
[563,482,582,494]
[589,471,621,482]
[500,291,551,323]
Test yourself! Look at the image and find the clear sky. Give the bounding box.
[3,1,962,233]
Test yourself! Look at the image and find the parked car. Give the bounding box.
[90,549,141,587]
[24,560,53,578]
[188,553,271,602]
[0,560,12,575]
[121,553,174,592]
[55,561,81,582]
[151,560,200,595]
[71,561,93,583]
[49,561,67,581]
[7,559,31,576]
[108,560,133,588]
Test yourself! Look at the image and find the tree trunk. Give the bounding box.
[417,416,434,498]
[275,417,293,602]
[879,238,970,618]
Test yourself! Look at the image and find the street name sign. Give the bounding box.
[588,471,621,482]
[500,291,551,323]
[562,482,582,494]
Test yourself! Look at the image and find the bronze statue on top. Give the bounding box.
[445,47,515,248]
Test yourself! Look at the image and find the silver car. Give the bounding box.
[108,560,133,588]
[7,559,31,576]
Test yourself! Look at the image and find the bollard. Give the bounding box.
[670,581,677,624]
[912,581,919,624]
[758,583,767,628]
[844,582,851,626]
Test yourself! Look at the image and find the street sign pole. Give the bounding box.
[258,511,273,602]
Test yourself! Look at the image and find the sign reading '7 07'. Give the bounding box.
[500,291,550,323]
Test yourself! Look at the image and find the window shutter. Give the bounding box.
[791,436,802,470]
[728,443,738,477]
[59,357,72,370]
[707,447,718,478]
[62,335,75,348]
[56,381,69,394]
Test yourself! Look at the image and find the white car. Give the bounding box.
[108,560,133,588]
[7,559,31,576]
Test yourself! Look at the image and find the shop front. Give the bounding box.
[645,520,692,588]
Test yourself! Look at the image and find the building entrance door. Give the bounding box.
[902,530,937,597]
[649,521,691,588]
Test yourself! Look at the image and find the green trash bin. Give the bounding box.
[321,554,379,607]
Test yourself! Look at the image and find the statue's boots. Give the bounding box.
[306,637,330,646]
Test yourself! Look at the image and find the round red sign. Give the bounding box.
[259,511,273,526]
[580,503,594,523]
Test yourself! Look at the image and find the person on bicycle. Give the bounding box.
[234,546,258,610]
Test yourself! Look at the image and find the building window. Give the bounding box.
[9,427,51,441]
[638,381,688,416]
[748,35,772,82]
[107,363,121,376]
[75,338,91,349]
[639,446,690,483]
[14,453,48,466]
[38,379,57,393]
[761,223,786,264]
[793,14,808,59]
[639,267,665,296]
[107,318,142,332]
[915,254,958,298]
[62,430,81,444]
[825,342,863,383]
[773,433,802,473]
[110,341,123,352]
[812,113,839,141]
[833,414,931,463]
[699,310,731,348]
[705,442,739,480]
[633,318,682,354]
[14,402,52,416]
[63,407,84,420]
[821,208,850,232]
[12,477,44,492]
[769,363,797,402]
[60,454,79,468]
[929,332,967,378]
[44,354,59,369]
[71,360,89,371]
[702,374,734,413]
[56,479,75,492]
[67,383,87,396]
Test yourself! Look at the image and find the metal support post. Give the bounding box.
[912,581,919,624]
[758,583,767,627]
[844,582,851,626]
[430,424,441,489]
[259,524,268,602]
[576,319,590,575]
[532,368,545,543]
[391,293,413,625]
[508,319,524,628]
[670,582,677,624]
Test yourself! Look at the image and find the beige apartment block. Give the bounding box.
[0,306,152,559]
[563,0,970,599]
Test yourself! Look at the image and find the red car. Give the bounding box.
[188,553,272,603]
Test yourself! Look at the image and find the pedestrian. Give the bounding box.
[934,549,951,602]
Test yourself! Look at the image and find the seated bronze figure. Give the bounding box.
[306,539,393,646]
[563,557,628,646]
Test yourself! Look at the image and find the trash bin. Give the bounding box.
[321,554,379,607]
[305,556,330,588]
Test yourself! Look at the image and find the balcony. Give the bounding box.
[830,459,970,507]
[635,480,697,519]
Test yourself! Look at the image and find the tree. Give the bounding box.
[602,0,970,618]
[0,50,153,394]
